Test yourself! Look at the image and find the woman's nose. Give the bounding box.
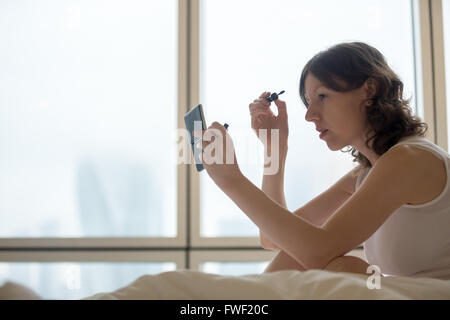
[304,102,320,123]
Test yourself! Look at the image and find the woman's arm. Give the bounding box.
[261,164,360,250]
[248,92,289,250]
[222,173,328,269]
[259,148,287,250]
[217,145,417,270]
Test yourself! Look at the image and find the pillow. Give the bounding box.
[0,281,42,300]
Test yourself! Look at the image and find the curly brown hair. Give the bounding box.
[299,42,428,173]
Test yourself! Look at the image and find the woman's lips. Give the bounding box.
[319,129,329,139]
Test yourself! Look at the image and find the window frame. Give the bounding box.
[415,0,448,151]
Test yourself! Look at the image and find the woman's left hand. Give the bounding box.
[194,122,243,189]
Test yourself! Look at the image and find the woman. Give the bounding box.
[197,42,450,279]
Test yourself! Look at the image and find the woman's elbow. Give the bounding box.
[260,239,280,251]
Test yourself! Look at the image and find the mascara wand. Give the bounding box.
[266,90,285,102]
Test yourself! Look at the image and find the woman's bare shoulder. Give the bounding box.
[394,144,447,205]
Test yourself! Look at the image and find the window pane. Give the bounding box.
[199,0,416,237]
[201,261,269,276]
[0,0,178,237]
[0,262,175,299]
[443,0,450,150]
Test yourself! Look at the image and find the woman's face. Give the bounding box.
[304,73,370,151]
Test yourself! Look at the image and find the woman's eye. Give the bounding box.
[318,94,326,100]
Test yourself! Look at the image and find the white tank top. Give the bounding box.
[355,135,450,280]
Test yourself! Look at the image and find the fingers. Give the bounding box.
[259,91,271,99]
[273,98,288,119]
[249,92,273,118]
[255,92,271,107]
[209,121,227,134]
[194,122,227,149]
[253,97,271,107]
[250,105,271,116]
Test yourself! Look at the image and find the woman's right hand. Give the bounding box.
[249,92,289,152]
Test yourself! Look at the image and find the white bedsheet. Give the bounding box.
[82,269,450,300]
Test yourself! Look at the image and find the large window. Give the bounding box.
[0,0,178,238]
[199,0,416,238]
[2,0,446,299]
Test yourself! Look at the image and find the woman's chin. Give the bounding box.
[325,139,347,151]
[328,144,342,151]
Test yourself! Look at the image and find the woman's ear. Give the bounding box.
[364,77,377,99]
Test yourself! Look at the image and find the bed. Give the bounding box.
[1,269,450,300]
